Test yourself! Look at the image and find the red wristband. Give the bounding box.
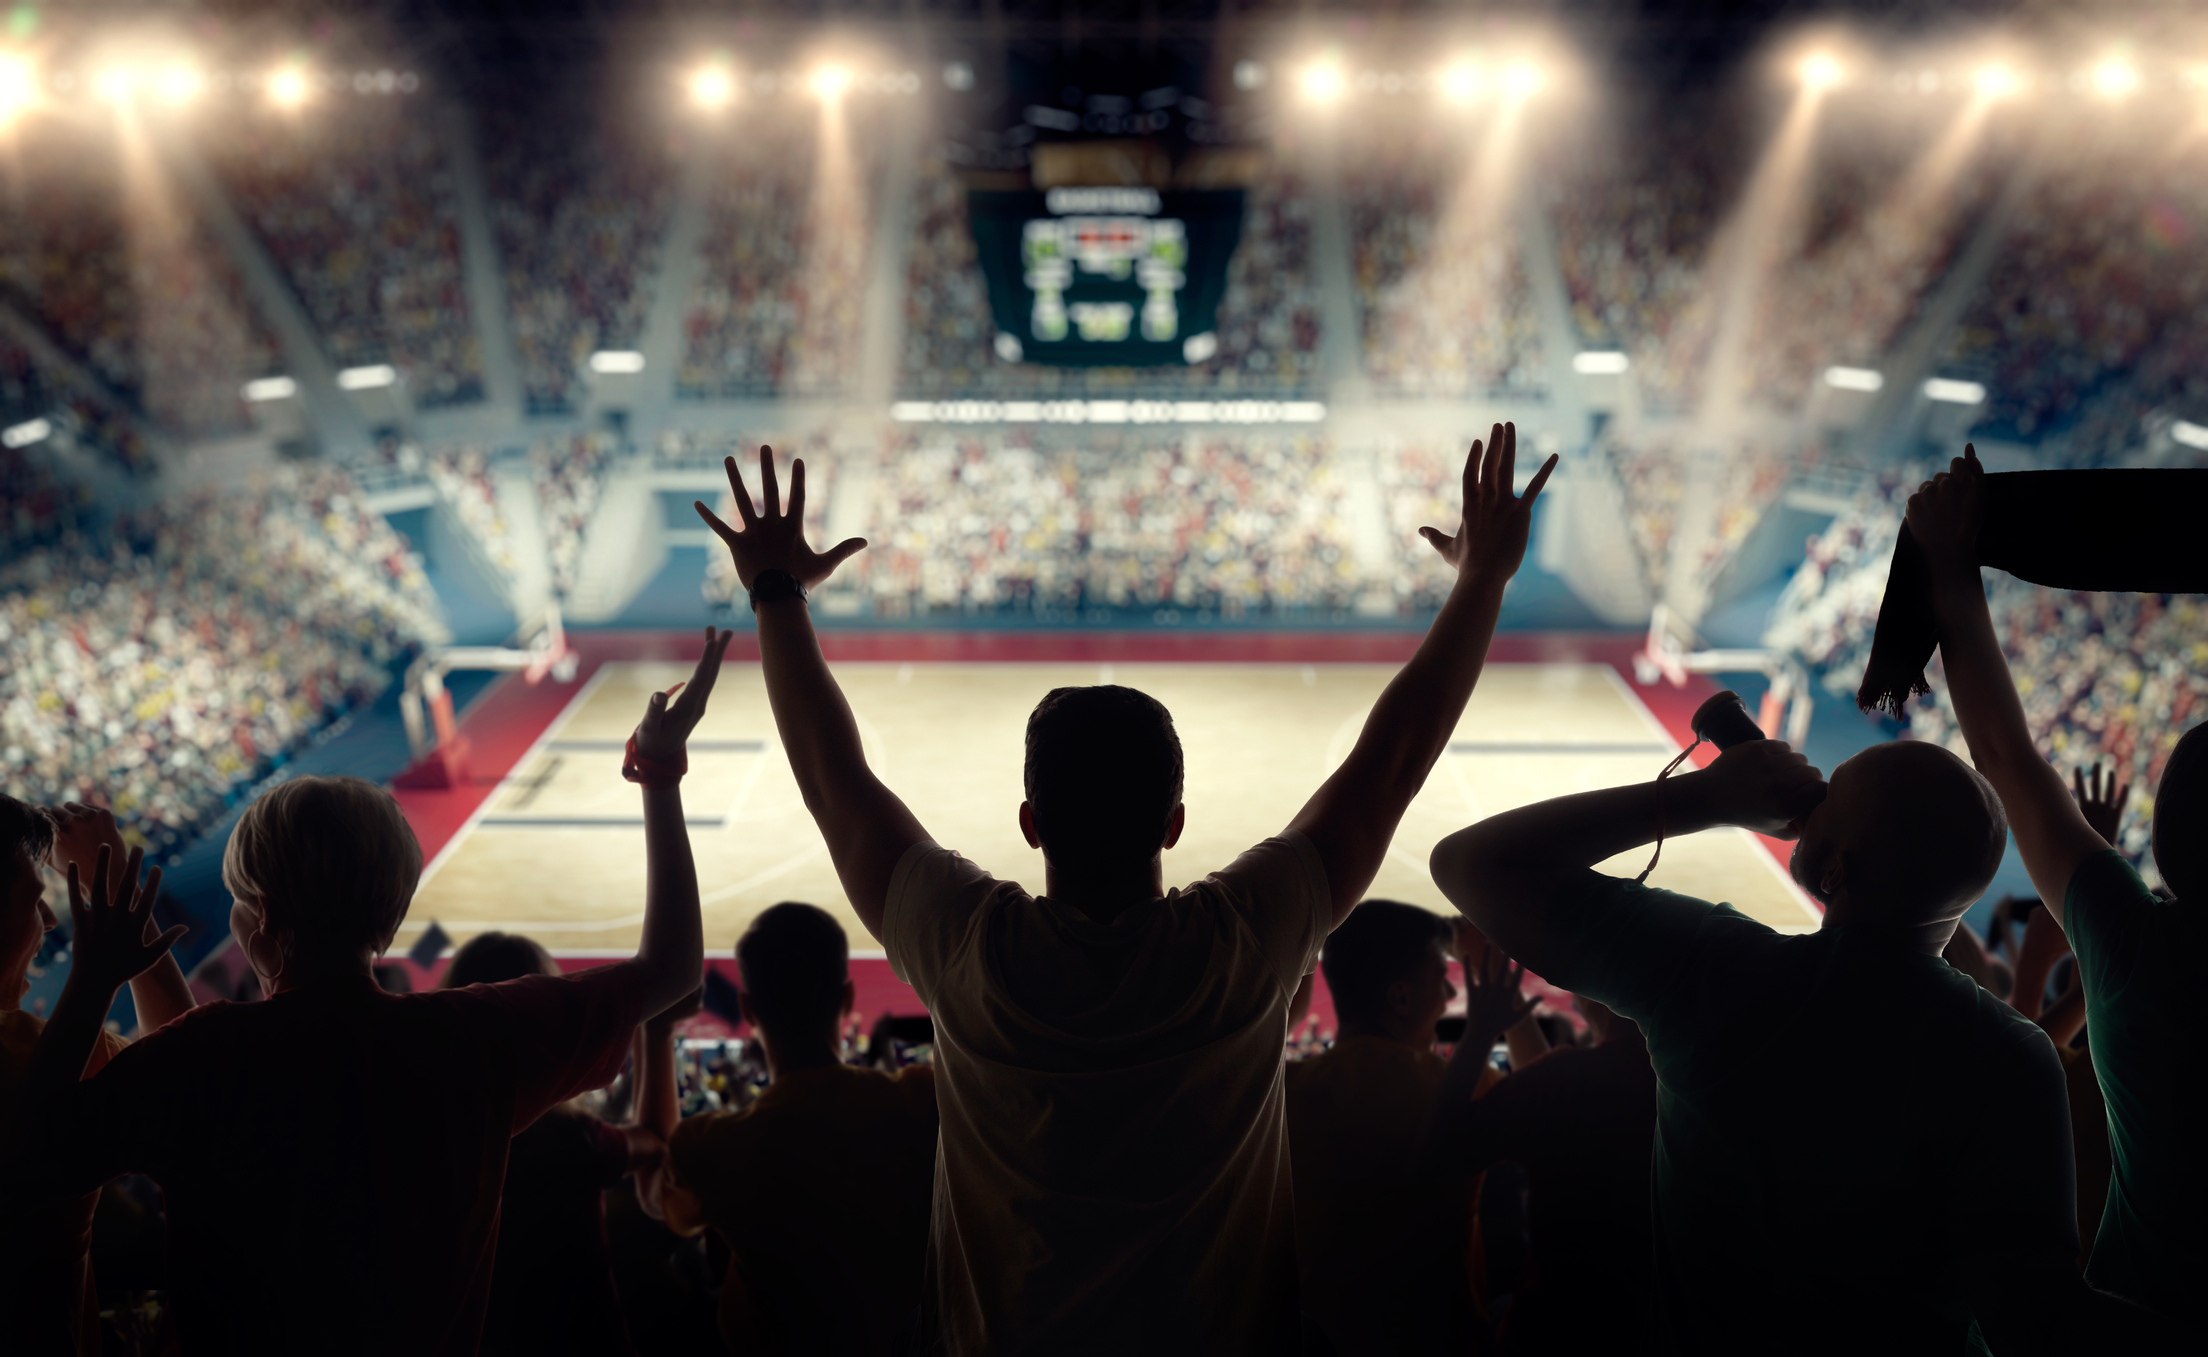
[623,731,687,788]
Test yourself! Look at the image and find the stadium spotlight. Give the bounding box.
[1797,52,1844,93]
[268,64,310,109]
[1439,62,1484,104]
[687,65,734,110]
[93,65,136,105]
[0,53,33,125]
[808,63,852,102]
[2091,58,2141,100]
[2171,420,2208,451]
[155,63,205,106]
[2,416,52,449]
[1297,60,1346,106]
[1501,61,1545,98]
[1972,64,2021,100]
[1573,351,1630,375]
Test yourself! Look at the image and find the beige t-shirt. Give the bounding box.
[883,833,1331,1357]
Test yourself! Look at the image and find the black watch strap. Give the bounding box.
[748,569,808,613]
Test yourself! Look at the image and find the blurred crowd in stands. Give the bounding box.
[482,94,675,415]
[205,100,483,406]
[0,467,440,854]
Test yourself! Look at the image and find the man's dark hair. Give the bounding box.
[0,795,56,871]
[1320,900,1451,1031]
[1023,686,1184,875]
[736,902,849,1036]
[2154,722,2206,901]
[443,931,556,988]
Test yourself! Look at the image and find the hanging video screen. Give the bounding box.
[968,186,1245,367]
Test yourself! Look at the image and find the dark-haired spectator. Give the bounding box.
[1,631,728,1354]
[442,932,667,1357]
[0,798,192,1356]
[1912,447,2207,1326]
[638,902,937,1356]
[696,426,1554,1354]
[1285,904,1530,1355]
[1431,705,2177,1350]
[1426,990,1658,1356]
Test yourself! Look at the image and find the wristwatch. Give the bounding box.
[748,569,807,613]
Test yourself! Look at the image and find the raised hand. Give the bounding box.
[1459,944,1536,1043]
[633,627,734,767]
[2071,763,2130,845]
[694,445,867,593]
[1418,422,1559,585]
[1904,443,1986,574]
[65,844,185,996]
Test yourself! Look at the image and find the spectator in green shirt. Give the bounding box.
[1429,685,2178,1350]
[1912,446,2206,1328]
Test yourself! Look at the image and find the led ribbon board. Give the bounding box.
[969,185,1245,367]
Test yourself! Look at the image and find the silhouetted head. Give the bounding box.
[443,931,558,987]
[1022,686,1186,878]
[224,776,422,990]
[1322,900,1456,1048]
[1788,741,2006,939]
[2152,723,2206,901]
[1,795,58,1006]
[735,902,853,1042]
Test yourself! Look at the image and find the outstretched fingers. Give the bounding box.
[693,500,739,545]
[724,455,758,525]
[759,446,781,519]
[787,458,808,526]
[821,537,869,573]
[1521,452,1560,503]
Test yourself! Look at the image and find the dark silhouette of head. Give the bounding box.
[1321,900,1455,1045]
[1788,741,2006,936]
[2152,722,2206,901]
[443,931,558,987]
[736,901,851,1041]
[1022,686,1185,877]
[223,775,422,980]
[1,795,58,1006]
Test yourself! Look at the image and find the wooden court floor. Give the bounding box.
[395,661,1819,958]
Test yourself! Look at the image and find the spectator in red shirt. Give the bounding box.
[0,628,730,1357]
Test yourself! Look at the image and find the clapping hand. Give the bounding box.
[66,844,185,997]
[632,628,734,768]
[2071,763,2130,845]
[695,446,868,593]
[1418,422,1559,586]
[1460,945,1536,1040]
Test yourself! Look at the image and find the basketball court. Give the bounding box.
[393,647,1818,964]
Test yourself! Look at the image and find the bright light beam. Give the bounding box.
[688,66,734,110]
[156,64,204,106]
[1502,61,1545,98]
[1972,65,2021,100]
[1439,62,1483,105]
[1797,52,1844,93]
[2091,59,2141,100]
[268,65,310,109]
[1298,61,1346,106]
[809,64,852,102]
[0,53,34,125]
[94,66,137,105]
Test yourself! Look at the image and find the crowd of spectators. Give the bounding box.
[0,128,141,406]
[531,431,619,600]
[679,116,876,400]
[481,93,675,414]
[1200,169,1324,397]
[0,465,441,854]
[1941,117,2208,444]
[1605,431,1791,596]
[1760,466,1916,699]
[1348,143,1544,399]
[842,432,1360,616]
[0,337,157,476]
[425,445,522,587]
[205,99,483,406]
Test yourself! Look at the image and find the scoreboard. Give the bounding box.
[968,185,1245,368]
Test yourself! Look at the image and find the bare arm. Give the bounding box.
[1910,447,2108,926]
[1430,742,1824,974]
[631,988,699,1221]
[698,449,926,943]
[48,805,195,1034]
[0,848,183,1204]
[624,631,730,1019]
[2006,906,2069,1023]
[1287,424,1557,925]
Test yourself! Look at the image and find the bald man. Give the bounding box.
[1430,738,2180,1356]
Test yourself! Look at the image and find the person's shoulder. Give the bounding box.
[1200,832,1327,895]
[2066,850,2173,934]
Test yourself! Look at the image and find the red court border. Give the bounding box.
[386,630,1803,1031]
